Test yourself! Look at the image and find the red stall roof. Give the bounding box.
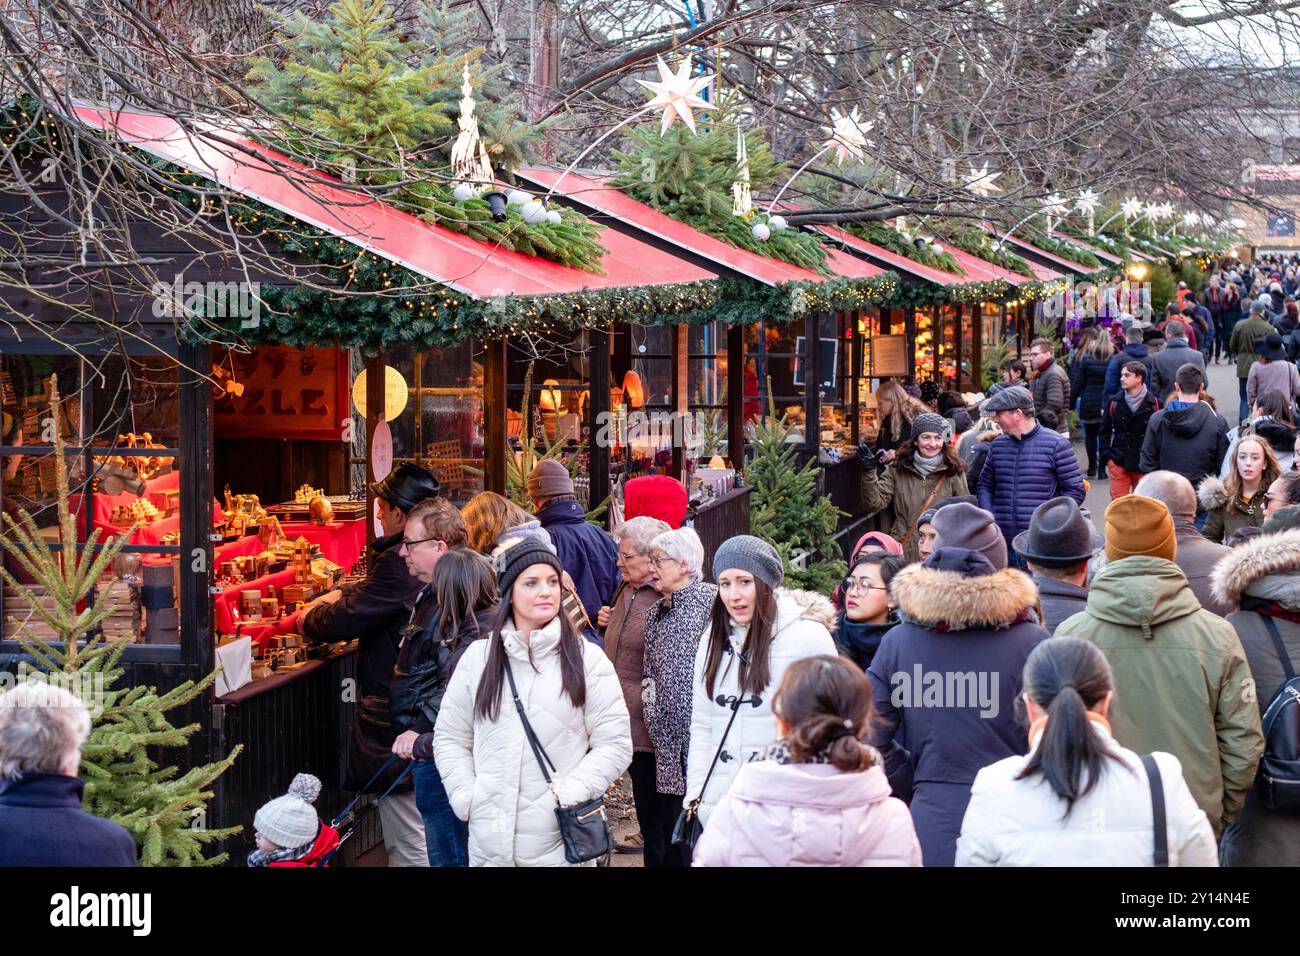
[1050,230,1124,265]
[515,167,825,285]
[811,223,966,286]
[943,245,1062,286]
[995,231,1102,275]
[70,107,716,299]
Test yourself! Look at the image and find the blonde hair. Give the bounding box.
[874,381,913,440]
[0,681,91,781]
[1226,436,1281,502]
[1086,331,1115,362]
[463,491,535,554]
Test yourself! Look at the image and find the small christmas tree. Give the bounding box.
[745,396,846,593]
[1,378,241,866]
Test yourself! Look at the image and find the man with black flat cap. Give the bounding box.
[298,461,441,866]
[1013,496,1104,634]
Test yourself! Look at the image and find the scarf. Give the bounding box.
[835,613,896,671]
[912,449,944,478]
[1239,595,1300,625]
[750,734,883,768]
[1123,384,1148,414]
[247,836,318,867]
[1030,357,1054,380]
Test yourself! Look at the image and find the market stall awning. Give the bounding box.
[995,232,1102,275]
[71,107,718,299]
[514,167,824,285]
[1050,230,1124,266]
[942,245,1061,286]
[811,223,967,286]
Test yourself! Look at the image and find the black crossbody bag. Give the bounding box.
[504,659,612,865]
[671,691,748,851]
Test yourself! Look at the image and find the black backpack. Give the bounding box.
[1256,617,1300,812]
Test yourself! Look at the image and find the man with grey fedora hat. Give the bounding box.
[1013,496,1104,634]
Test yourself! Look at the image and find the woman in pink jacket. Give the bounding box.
[692,655,921,867]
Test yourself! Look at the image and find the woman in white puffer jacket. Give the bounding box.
[956,637,1217,867]
[434,537,632,867]
[684,535,837,827]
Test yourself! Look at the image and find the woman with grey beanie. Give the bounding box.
[681,535,837,833]
[860,412,970,563]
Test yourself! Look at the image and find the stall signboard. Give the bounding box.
[792,337,839,389]
[869,335,909,378]
[214,347,350,440]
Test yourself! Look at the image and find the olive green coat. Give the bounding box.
[1197,476,1267,546]
[860,451,969,563]
[1057,556,1264,836]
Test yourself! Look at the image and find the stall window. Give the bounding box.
[505,331,593,503]
[687,322,728,459]
[755,318,807,441]
[610,323,671,480]
[1,354,184,648]
[914,305,937,380]
[939,303,959,384]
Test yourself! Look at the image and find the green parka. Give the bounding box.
[1057,556,1263,836]
[860,448,969,564]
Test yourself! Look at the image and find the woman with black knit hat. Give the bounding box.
[860,412,970,563]
[433,536,632,866]
[682,535,837,830]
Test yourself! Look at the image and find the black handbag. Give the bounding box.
[504,660,612,865]
[671,690,746,852]
[1140,753,1168,867]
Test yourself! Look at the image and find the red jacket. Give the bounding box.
[268,821,341,867]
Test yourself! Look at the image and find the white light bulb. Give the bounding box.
[752,222,771,242]
[546,210,562,225]
[931,243,943,254]
[769,215,788,231]
[522,199,548,224]
[452,182,477,202]
[507,189,531,206]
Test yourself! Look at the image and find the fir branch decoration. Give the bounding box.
[1,379,241,866]
[942,226,1036,278]
[843,221,964,275]
[246,0,607,271]
[1020,229,1103,270]
[611,123,833,275]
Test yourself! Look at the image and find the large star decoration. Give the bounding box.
[1121,196,1145,219]
[824,108,872,164]
[965,163,1000,198]
[1075,189,1101,216]
[636,56,714,135]
[1181,210,1201,228]
[1042,193,1069,217]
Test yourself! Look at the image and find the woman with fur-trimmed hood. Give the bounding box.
[684,537,837,828]
[1198,434,1281,545]
[867,503,1048,867]
[1212,529,1300,866]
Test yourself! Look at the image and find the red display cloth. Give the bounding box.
[236,610,304,654]
[214,567,297,634]
[144,471,179,494]
[278,519,366,570]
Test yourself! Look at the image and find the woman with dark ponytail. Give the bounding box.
[693,655,920,866]
[956,637,1216,866]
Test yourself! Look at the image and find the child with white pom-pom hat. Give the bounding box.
[248,773,340,867]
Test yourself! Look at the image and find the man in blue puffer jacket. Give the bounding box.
[528,459,620,645]
[976,386,1086,570]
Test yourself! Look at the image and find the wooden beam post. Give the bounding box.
[727,323,745,469]
[587,326,611,524]
[365,353,384,546]
[179,339,213,674]
[484,337,507,495]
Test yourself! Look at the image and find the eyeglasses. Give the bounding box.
[400,536,442,551]
[842,576,888,594]
[617,551,644,562]
[650,556,675,568]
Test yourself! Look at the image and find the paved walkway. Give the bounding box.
[1078,352,1240,528]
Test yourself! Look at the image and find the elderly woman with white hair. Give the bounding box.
[598,514,672,855]
[0,680,137,866]
[640,527,717,867]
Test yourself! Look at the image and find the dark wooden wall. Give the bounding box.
[213,437,349,506]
